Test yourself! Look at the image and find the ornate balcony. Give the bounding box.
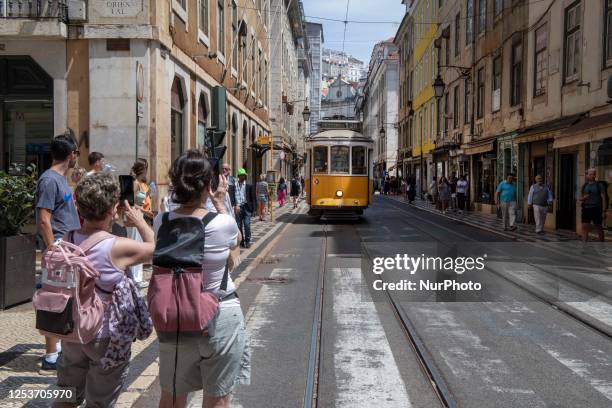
[0,0,67,21]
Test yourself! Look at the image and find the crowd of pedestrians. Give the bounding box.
[31,133,308,407]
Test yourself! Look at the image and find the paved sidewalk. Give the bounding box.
[385,194,611,242]
[0,198,305,408]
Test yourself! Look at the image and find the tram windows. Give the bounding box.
[352,146,367,175]
[313,146,328,173]
[330,146,349,174]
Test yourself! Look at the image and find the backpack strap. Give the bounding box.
[201,212,218,228]
[78,230,115,253]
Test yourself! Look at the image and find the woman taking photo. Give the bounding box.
[55,173,154,407]
[153,150,250,408]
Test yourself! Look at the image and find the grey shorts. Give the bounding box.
[57,338,129,407]
[258,195,268,204]
[159,305,251,397]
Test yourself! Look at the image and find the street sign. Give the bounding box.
[136,61,144,118]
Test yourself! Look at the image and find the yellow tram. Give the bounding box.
[305,119,374,217]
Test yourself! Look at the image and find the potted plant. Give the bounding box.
[0,163,37,309]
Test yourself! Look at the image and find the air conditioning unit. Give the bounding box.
[67,0,87,22]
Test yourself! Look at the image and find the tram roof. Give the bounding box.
[307,129,372,142]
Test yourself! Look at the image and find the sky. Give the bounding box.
[302,0,405,65]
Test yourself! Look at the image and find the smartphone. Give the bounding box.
[119,175,135,206]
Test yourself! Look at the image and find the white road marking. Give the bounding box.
[331,267,411,407]
[543,346,612,401]
[242,268,294,349]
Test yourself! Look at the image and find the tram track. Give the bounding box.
[380,197,612,341]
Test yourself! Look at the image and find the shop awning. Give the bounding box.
[463,138,495,155]
[553,112,612,149]
[516,114,582,144]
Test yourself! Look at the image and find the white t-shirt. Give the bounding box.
[153,211,240,308]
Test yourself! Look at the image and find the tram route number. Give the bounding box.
[8,387,76,401]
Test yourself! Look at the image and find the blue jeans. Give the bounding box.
[237,205,252,244]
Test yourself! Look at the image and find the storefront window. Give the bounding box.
[313,146,328,173]
[597,139,612,217]
[352,146,366,175]
[2,100,53,173]
[330,145,349,173]
[476,157,497,203]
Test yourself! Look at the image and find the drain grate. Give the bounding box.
[261,257,280,264]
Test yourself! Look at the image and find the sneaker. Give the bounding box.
[245,242,252,249]
[40,357,57,372]
[510,226,518,231]
[503,228,509,231]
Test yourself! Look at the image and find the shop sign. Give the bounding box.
[95,0,143,17]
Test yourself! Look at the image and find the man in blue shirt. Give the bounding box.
[495,173,518,231]
[36,133,81,371]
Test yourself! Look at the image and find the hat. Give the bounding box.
[237,168,247,176]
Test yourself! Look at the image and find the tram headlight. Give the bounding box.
[314,179,319,184]
[336,190,343,198]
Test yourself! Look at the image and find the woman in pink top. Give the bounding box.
[54,173,155,408]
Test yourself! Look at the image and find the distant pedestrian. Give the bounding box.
[384,176,390,195]
[495,173,518,231]
[449,173,458,212]
[152,150,250,408]
[56,173,154,407]
[277,177,287,207]
[234,168,257,248]
[456,175,469,213]
[206,162,237,218]
[291,176,301,209]
[300,176,305,198]
[401,177,408,200]
[256,174,269,221]
[528,175,553,234]
[36,134,81,372]
[126,159,153,287]
[579,168,607,242]
[429,178,439,207]
[407,176,416,203]
[438,177,450,214]
[87,152,105,176]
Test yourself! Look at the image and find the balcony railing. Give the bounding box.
[0,0,67,21]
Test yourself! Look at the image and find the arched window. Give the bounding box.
[171,77,185,162]
[197,94,209,149]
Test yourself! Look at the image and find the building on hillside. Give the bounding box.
[0,0,272,203]
[322,48,367,82]
[358,39,399,183]
[269,0,310,179]
[306,22,324,135]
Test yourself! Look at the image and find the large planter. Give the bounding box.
[0,234,36,310]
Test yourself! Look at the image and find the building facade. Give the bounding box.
[394,2,414,184]
[402,0,612,234]
[359,40,399,182]
[0,0,273,205]
[321,48,367,82]
[268,0,310,179]
[306,22,324,135]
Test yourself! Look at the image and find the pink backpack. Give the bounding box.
[32,231,112,344]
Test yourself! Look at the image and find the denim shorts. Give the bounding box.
[159,305,251,397]
[258,195,268,203]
